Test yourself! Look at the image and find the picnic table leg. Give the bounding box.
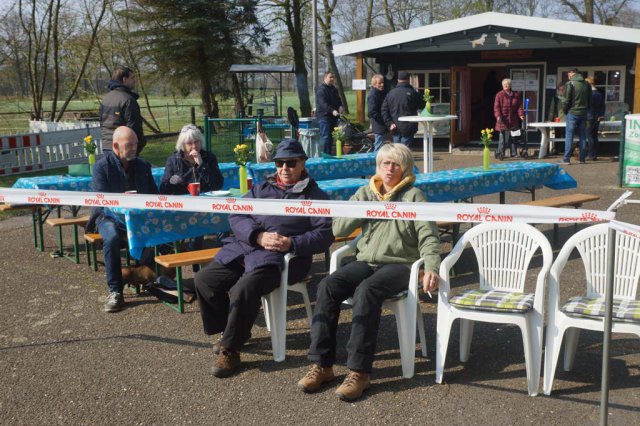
[54,206,64,257]
[31,208,38,249]
[72,224,80,264]
[500,191,505,204]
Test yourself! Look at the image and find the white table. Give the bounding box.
[529,121,622,159]
[399,115,458,173]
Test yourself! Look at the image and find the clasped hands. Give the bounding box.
[257,231,291,253]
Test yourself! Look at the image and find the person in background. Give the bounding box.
[86,126,158,313]
[381,71,425,148]
[560,68,591,165]
[100,66,146,154]
[493,78,524,159]
[316,71,343,155]
[194,139,334,378]
[585,76,605,161]
[298,143,441,401]
[367,74,387,151]
[160,123,224,272]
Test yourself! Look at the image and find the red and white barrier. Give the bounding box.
[0,187,616,225]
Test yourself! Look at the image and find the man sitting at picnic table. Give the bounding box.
[194,139,334,378]
[86,126,158,313]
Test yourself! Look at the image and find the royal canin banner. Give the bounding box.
[0,188,616,224]
[609,220,640,240]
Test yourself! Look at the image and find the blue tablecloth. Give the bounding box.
[415,162,576,202]
[248,153,378,185]
[13,163,240,191]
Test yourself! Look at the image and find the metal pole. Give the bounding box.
[312,0,318,94]
[600,226,616,426]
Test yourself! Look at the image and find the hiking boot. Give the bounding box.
[211,338,223,355]
[104,292,124,313]
[210,348,241,378]
[297,364,336,393]
[335,370,370,401]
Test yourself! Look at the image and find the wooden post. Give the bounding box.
[356,54,365,123]
[634,45,640,113]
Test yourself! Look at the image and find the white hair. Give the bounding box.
[176,124,204,152]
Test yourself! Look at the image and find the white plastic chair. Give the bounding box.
[435,222,553,396]
[543,223,640,395]
[262,253,312,362]
[330,238,427,379]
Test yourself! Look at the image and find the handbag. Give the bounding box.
[255,122,273,163]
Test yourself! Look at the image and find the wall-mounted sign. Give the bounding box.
[546,75,557,89]
[352,79,367,90]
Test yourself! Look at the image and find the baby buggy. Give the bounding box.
[337,115,375,153]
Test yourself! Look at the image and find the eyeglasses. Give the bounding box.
[275,159,298,168]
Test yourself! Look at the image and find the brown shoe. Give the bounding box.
[335,370,370,401]
[210,348,241,378]
[298,364,336,393]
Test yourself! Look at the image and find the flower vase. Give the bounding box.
[239,165,248,193]
[483,146,491,171]
[420,101,432,117]
[336,139,343,157]
[88,153,95,172]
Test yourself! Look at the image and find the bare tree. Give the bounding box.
[318,0,349,114]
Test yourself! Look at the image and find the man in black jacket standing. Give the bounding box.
[367,74,387,151]
[100,66,146,154]
[315,71,343,154]
[382,71,425,148]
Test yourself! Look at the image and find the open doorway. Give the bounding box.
[470,66,507,140]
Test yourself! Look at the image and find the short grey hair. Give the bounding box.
[502,78,512,86]
[376,143,415,180]
[176,124,204,151]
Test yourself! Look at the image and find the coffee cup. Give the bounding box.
[554,117,560,123]
[187,182,200,196]
[247,177,253,190]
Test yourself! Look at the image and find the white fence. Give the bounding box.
[1,121,102,176]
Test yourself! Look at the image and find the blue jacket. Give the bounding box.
[215,173,334,273]
[587,87,605,120]
[85,150,158,232]
[315,83,342,119]
[160,150,223,195]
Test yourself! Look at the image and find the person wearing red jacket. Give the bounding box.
[493,78,524,159]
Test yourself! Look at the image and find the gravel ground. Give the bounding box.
[1,148,639,425]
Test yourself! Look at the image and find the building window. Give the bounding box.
[558,66,625,102]
[410,70,451,103]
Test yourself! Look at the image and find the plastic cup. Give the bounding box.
[187,182,200,196]
[247,177,253,190]
[554,117,560,123]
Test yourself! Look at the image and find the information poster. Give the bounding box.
[623,114,640,187]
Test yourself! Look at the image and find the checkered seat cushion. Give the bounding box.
[561,296,640,323]
[449,289,534,313]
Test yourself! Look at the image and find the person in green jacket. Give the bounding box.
[560,68,591,164]
[298,143,441,401]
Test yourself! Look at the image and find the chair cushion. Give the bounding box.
[561,296,640,323]
[449,289,534,313]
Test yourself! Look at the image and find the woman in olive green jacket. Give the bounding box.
[298,143,441,401]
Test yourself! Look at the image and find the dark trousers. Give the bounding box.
[319,117,337,154]
[308,261,410,373]
[587,118,600,160]
[194,257,310,351]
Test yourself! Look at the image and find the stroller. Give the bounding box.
[337,115,375,153]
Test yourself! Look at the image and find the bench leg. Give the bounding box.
[31,209,38,249]
[55,207,64,257]
[72,224,80,264]
[85,240,92,268]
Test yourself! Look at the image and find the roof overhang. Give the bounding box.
[229,64,294,73]
[334,12,640,57]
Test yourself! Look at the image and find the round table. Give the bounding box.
[399,115,458,173]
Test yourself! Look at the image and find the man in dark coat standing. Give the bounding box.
[194,139,334,378]
[316,71,343,154]
[100,66,146,154]
[585,76,605,161]
[367,74,387,151]
[381,71,425,148]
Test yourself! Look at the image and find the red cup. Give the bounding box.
[247,177,253,190]
[187,182,200,196]
[554,117,560,123]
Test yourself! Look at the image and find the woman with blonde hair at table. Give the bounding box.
[298,143,441,401]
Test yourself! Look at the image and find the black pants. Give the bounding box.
[308,261,410,373]
[194,256,310,351]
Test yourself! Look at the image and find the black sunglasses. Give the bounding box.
[275,159,298,168]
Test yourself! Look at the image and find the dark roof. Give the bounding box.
[229,64,294,73]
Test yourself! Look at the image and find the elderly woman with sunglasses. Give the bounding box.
[194,139,334,378]
[160,124,223,195]
[298,143,441,401]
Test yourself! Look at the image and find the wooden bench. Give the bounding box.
[154,247,222,313]
[519,193,600,243]
[45,215,90,263]
[0,203,44,250]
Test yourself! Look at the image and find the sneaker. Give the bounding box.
[104,292,124,312]
[335,370,371,401]
[557,160,570,165]
[210,348,241,378]
[298,364,336,393]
